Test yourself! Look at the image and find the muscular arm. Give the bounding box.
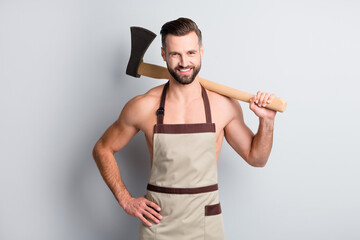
[92,95,162,226]
[224,92,276,167]
[92,106,138,207]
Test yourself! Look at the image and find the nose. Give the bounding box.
[179,55,189,67]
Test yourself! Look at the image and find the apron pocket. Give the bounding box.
[205,203,221,216]
[204,203,225,239]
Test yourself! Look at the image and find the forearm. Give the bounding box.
[248,117,274,167]
[92,144,132,208]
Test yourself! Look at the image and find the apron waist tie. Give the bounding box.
[147,184,218,194]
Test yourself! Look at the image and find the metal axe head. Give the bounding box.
[126,27,157,78]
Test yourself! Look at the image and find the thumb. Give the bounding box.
[249,96,256,104]
[249,96,258,107]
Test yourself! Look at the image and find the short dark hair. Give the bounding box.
[160,17,202,50]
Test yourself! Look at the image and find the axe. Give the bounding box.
[126,27,287,112]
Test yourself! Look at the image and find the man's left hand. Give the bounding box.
[249,91,277,120]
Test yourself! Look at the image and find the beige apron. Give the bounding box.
[139,81,225,240]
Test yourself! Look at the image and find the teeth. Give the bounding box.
[179,68,191,72]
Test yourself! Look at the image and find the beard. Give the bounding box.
[167,63,201,85]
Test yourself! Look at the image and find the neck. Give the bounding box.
[167,77,202,103]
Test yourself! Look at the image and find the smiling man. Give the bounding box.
[93,17,276,239]
[161,25,202,85]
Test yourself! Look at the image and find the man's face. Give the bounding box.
[161,31,204,85]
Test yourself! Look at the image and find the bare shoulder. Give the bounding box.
[119,84,165,129]
[122,84,163,110]
[206,89,243,126]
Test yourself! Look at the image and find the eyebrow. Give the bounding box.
[168,50,198,55]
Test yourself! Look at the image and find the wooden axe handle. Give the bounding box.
[138,62,287,112]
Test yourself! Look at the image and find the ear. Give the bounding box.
[200,44,204,60]
[161,47,166,61]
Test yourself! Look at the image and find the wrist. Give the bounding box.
[259,117,274,125]
[118,193,133,209]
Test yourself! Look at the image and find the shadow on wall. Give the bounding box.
[60,41,153,239]
[66,130,150,239]
[59,36,159,238]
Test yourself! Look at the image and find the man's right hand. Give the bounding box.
[122,196,162,227]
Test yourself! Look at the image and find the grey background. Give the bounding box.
[1,0,359,239]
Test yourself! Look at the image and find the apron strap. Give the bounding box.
[156,81,213,124]
[156,81,169,124]
[201,84,212,124]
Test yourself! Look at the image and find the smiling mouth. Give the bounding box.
[177,68,192,74]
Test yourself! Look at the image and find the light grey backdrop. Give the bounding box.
[1,0,359,239]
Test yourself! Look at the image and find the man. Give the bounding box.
[93,17,276,239]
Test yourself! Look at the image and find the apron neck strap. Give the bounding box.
[156,82,169,124]
[157,81,212,124]
[201,83,212,124]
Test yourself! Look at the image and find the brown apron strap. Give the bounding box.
[201,85,212,124]
[156,81,169,124]
[156,81,212,124]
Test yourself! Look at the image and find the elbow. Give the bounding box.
[92,145,97,160]
[92,141,102,161]
[92,143,98,161]
[247,157,268,168]
[92,140,114,163]
[245,150,269,168]
[253,161,267,168]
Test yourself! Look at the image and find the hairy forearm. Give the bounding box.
[92,144,132,208]
[248,118,274,167]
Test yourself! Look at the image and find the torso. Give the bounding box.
[133,83,236,166]
[138,82,226,239]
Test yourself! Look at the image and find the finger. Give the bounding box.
[139,214,152,227]
[258,92,266,107]
[249,97,257,110]
[249,95,256,103]
[143,209,161,224]
[262,93,271,107]
[146,200,161,212]
[146,206,163,221]
[256,91,262,104]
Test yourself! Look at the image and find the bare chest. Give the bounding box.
[140,99,227,161]
[163,99,208,124]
